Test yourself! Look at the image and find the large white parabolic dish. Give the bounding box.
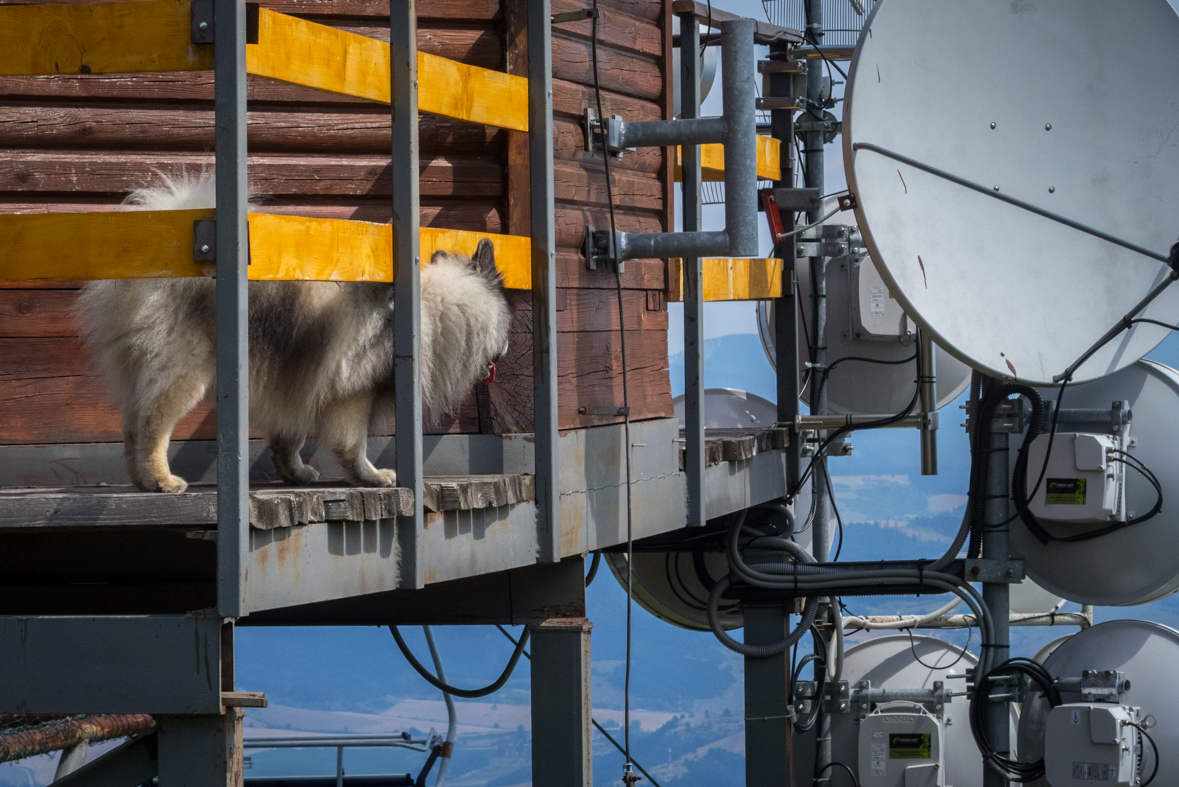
[844,0,1179,385]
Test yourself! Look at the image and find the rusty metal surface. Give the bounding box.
[0,714,155,762]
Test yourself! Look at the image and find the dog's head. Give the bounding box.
[432,237,503,290]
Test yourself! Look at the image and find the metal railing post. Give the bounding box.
[392,0,425,589]
[680,10,704,529]
[528,0,559,562]
[214,0,250,619]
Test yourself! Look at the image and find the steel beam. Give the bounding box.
[0,615,222,714]
[391,0,425,589]
[744,605,792,785]
[528,0,559,563]
[680,10,705,529]
[529,616,592,786]
[156,711,244,787]
[213,0,249,620]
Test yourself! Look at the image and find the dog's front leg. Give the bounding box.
[320,394,397,487]
[269,433,321,486]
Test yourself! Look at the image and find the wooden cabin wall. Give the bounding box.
[0,0,673,468]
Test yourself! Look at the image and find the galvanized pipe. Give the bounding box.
[680,11,705,530]
[919,330,938,475]
[615,116,726,148]
[844,611,1092,630]
[983,404,1011,787]
[797,413,924,431]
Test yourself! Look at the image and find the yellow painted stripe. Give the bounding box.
[0,0,213,77]
[666,257,783,302]
[0,210,216,281]
[675,136,782,182]
[246,7,390,104]
[245,9,529,129]
[0,211,531,289]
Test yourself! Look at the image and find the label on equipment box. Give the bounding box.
[1071,762,1111,781]
[889,733,931,759]
[870,742,886,776]
[1046,478,1087,505]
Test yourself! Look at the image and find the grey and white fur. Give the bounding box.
[77,172,512,492]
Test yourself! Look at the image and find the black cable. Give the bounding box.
[815,761,861,787]
[585,551,601,587]
[389,626,529,699]
[903,625,971,671]
[1130,722,1159,787]
[591,5,636,775]
[492,625,664,787]
[823,465,844,561]
[969,658,1061,782]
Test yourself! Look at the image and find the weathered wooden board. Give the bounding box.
[666,257,784,301]
[422,474,534,512]
[0,0,213,77]
[0,483,412,529]
[677,428,789,471]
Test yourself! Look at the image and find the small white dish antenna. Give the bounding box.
[1011,361,1179,606]
[1020,620,1179,783]
[1009,577,1064,616]
[757,200,972,414]
[672,387,777,429]
[793,634,1011,787]
[844,0,1179,385]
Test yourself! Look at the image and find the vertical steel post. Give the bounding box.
[720,19,758,258]
[803,3,834,784]
[769,44,801,492]
[744,606,793,786]
[214,0,249,620]
[392,0,424,589]
[680,12,705,529]
[528,0,559,562]
[983,419,1011,787]
[157,711,244,787]
[530,618,593,786]
[919,330,939,475]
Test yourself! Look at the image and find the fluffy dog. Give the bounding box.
[78,173,511,492]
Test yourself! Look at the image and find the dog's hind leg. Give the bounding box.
[134,372,209,493]
[269,433,320,486]
[320,394,397,487]
[121,413,143,489]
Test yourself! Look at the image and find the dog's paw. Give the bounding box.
[357,468,398,487]
[281,466,321,486]
[143,474,188,493]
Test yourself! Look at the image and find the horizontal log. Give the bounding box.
[0,151,503,198]
[552,79,664,122]
[556,253,666,290]
[0,0,504,21]
[553,34,663,102]
[503,287,666,334]
[485,328,672,432]
[550,0,663,58]
[0,338,80,379]
[0,372,479,444]
[0,290,79,337]
[554,159,663,212]
[555,205,664,249]
[0,200,503,234]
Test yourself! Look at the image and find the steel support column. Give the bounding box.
[528,0,559,562]
[391,0,425,588]
[213,0,249,620]
[680,11,705,529]
[983,419,1011,787]
[744,605,792,785]
[529,618,593,786]
[157,711,244,787]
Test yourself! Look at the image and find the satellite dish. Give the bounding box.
[793,634,1013,787]
[1019,620,1179,784]
[756,199,972,414]
[1010,360,1179,605]
[1032,634,1073,666]
[1009,578,1064,616]
[671,23,717,118]
[844,0,1179,385]
[672,388,778,429]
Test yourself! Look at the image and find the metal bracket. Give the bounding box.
[581,108,625,158]
[756,97,801,111]
[583,226,623,272]
[850,680,951,721]
[796,224,858,259]
[191,0,214,44]
[823,680,851,714]
[795,110,840,144]
[1075,670,1130,703]
[551,8,598,24]
[963,558,1025,583]
[193,220,216,261]
[760,187,822,214]
[990,398,1028,433]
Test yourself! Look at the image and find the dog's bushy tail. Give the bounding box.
[124,170,217,211]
